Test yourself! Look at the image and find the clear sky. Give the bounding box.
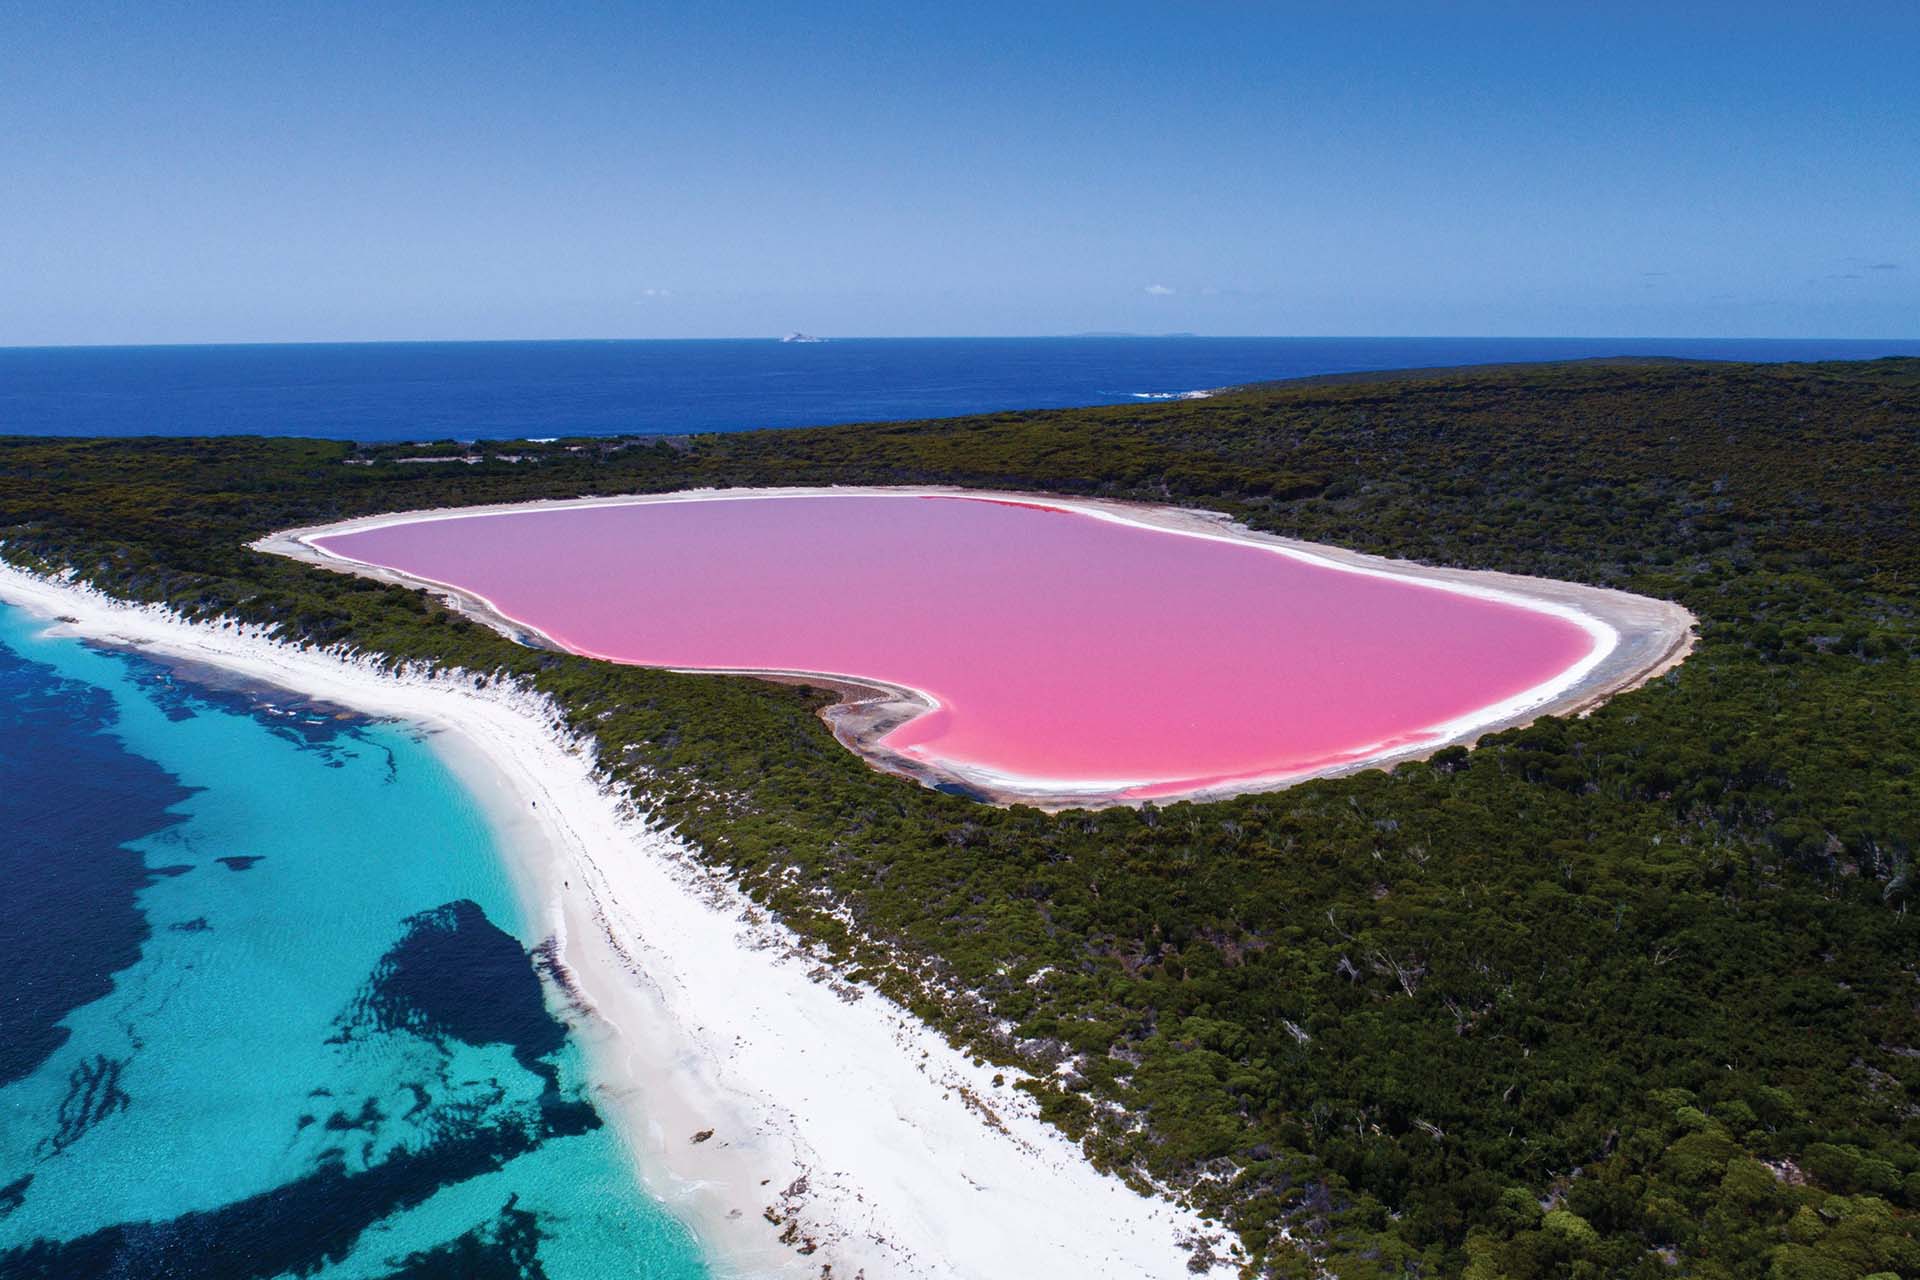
[3,2,1915,344]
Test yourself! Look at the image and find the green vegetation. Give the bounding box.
[4,358,1919,1278]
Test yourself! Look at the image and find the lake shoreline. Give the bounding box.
[261,485,1698,809]
[0,561,1235,1279]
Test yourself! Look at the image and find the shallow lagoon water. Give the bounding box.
[0,603,708,1278]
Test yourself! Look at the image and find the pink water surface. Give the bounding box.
[314,495,1596,796]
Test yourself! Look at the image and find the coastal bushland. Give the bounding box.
[4,358,1918,1278]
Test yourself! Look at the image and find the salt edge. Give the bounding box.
[283,487,1635,801]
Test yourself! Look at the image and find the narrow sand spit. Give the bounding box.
[0,562,1238,1280]
[258,485,1697,809]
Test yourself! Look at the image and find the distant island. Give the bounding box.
[780,331,826,343]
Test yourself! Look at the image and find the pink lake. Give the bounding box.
[312,494,1599,798]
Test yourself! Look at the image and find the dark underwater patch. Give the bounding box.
[215,855,264,871]
[0,1105,597,1280]
[0,641,613,1280]
[344,900,569,1084]
[379,1194,552,1280]
[0,642,195,1087]
[109,646,373,763]
[0,1173,29,1218]
[43,1054,131,1156]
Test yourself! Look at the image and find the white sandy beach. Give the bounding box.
[0,562,1235,1279]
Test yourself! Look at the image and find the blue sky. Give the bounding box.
[2,2,1914,343]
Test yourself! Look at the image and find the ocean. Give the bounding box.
[1,336,1914,442]
[0,603,709,1278]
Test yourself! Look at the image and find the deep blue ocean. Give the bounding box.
[0,604,709,1279]
[1,336,1914,442]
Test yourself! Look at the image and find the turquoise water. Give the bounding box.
[0,602,710,1278]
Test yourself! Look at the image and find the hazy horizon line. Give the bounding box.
[4,333,1918,353]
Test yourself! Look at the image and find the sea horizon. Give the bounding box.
[3,334,1916,443]
[6,330,1919,350]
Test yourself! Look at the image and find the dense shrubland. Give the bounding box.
[3,358,1918,1278]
